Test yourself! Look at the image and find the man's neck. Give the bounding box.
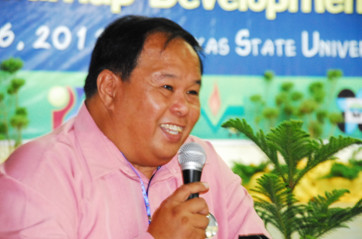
[133,164,159,179]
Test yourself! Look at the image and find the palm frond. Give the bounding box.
[222,118,281,175]
[313,136,362,168]
[252,174,288,204]
[296,190,362,238]
[267,121,315,165]
[222,118,257,143]
[252,174,299,238]
[297,136,362,184]
[266,120,317,188]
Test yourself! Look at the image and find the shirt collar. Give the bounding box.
[73,103,127,179]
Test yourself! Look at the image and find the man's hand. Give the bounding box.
[148,182,210,239]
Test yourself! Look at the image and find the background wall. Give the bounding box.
[1,0,361,142]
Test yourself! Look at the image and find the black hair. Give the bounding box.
[83,15,203,99]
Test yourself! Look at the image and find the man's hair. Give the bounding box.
[84,15,204,99]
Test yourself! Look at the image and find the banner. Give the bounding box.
[1,0,361,140]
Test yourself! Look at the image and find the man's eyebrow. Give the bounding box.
[157,73,202,86]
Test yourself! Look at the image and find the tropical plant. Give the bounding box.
[222,118,362,239]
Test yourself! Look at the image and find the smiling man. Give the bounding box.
[0,16,270,239]
[87,31,202,178]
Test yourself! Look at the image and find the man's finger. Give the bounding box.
[189,213,210,229]
[172,182,209,202]
[182,197,209,215]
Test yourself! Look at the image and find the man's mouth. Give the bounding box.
[160,123,184,135]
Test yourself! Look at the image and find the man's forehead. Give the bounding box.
[144,32,179,49]
[138,32,202,75]
[144,32,197,54]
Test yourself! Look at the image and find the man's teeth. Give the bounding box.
[161,124,183,135]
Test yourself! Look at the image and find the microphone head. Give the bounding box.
[178,142,206,171]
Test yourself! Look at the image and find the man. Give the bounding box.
[0,16,270,238]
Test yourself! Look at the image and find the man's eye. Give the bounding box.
[162,85,173,91]
[187,90,199,96]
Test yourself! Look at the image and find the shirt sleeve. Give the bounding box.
[135,232,154,239]
[225,173,271,238]
[201,139,272,238]
[0,173,73,239]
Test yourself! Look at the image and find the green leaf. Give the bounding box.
[324,162,360,180]
[296,190,362,238]
[304,136,362,173]
[232,162,268,185]
[0,57,23,73]
[280,82,294,92]
[266,120,317,188]
[222,118,279,166]
[252,174,299,238]
[263,71,274,82]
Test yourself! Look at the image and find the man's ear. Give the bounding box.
[96,69,120,109]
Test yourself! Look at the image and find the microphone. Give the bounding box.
[178,142,206,199]
[178,142,218,238]
[238,236,269,239]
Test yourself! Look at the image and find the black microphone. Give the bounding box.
[238,235,269,239]
[178,142,206,199]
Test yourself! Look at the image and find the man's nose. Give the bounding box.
[170,92,189,116]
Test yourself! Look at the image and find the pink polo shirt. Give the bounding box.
[0,104,270,238]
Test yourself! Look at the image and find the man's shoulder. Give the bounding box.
[2,122,79,181]
[188,135,217,158]
[187,135,211,148]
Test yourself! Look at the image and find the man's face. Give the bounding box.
[110,33,202,167]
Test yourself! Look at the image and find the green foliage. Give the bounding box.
[327,69,343,81]
[281,82,294,92]
[7,78,25,94]
[324,163,360,180]
[349,147,362,161]
[290,91,303,101]
[298,99,318,115]
[0,122,8,140]
[250,94,264,103]
[263,107,279,119]
[308,120,323,138]
[316,110,327,123]
[0,57,23,74]
[222,118,362,239]
[296,191,362,238]
[351,158,362,168]
[0,57,28,149]
[323,151,362,180]
[264,71,274,82]
[232,162,268,185]
[10,107,29,147]
[308,82,325,103]
[252,174,299,238]
[247,69,345,139]
[10,107,29,128]
[328,112,344,125]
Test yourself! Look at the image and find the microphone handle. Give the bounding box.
[182,169,202,199]
[239,235,269,239]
